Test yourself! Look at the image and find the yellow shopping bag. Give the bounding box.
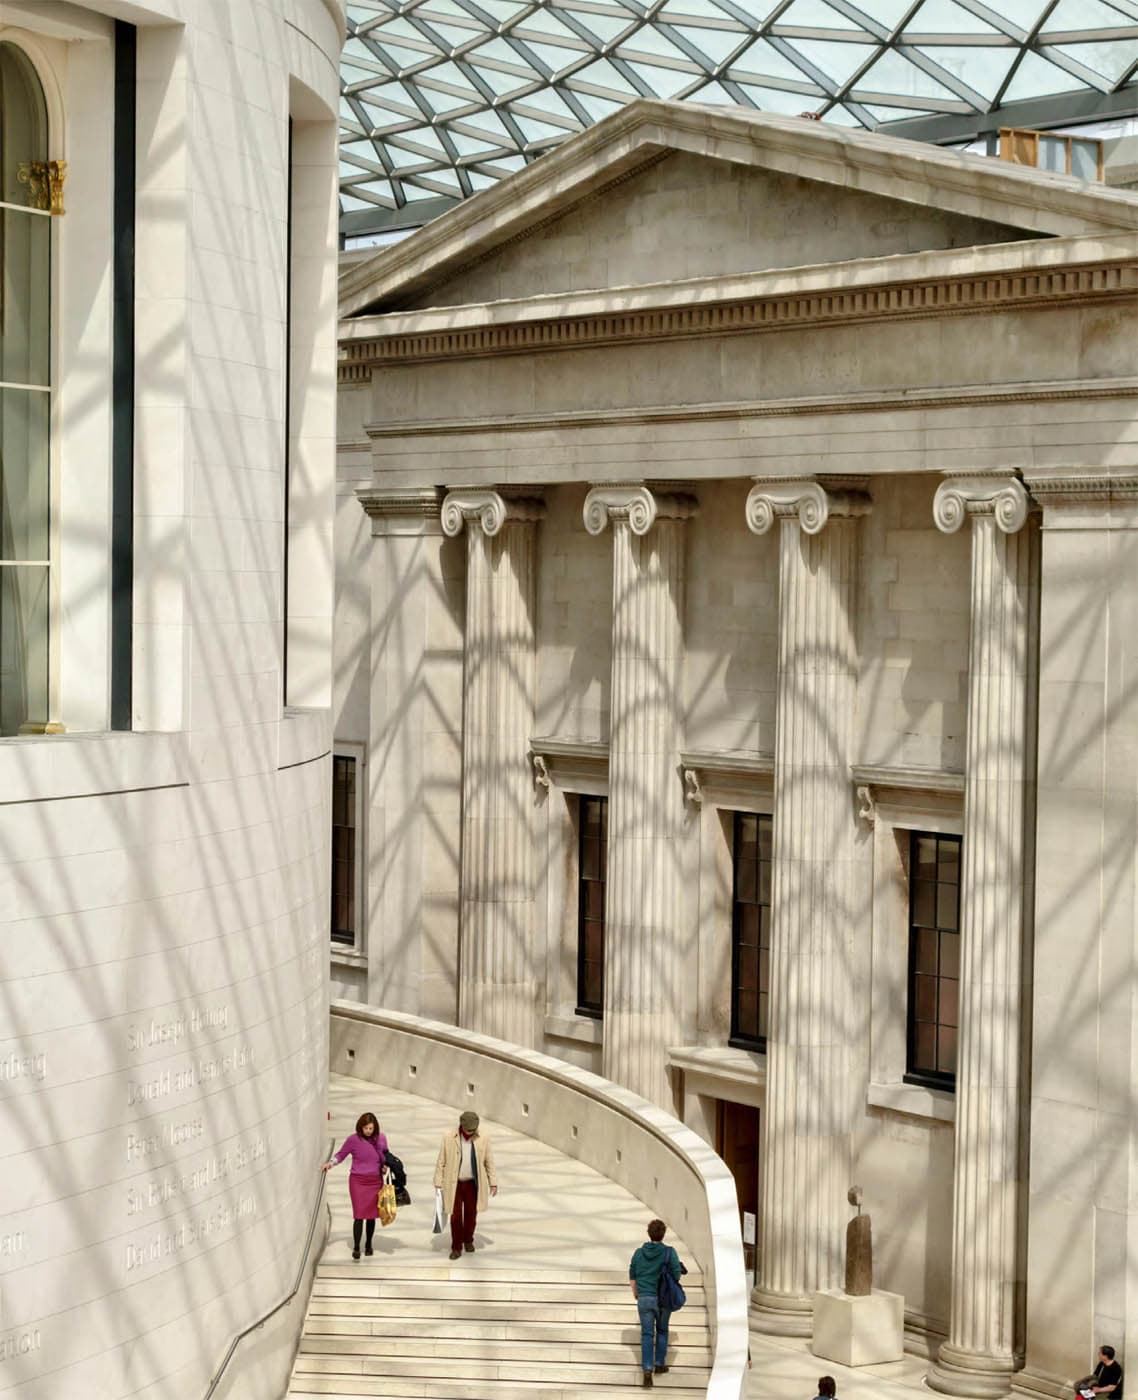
[377,1180,398,1227]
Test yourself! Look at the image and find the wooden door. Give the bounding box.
[716,1101,760,1273]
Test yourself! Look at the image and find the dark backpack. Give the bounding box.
[658,1247,687,1312]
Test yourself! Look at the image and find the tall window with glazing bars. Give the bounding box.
[731,811,773,1049]
[0,44,51,735]
[906,831,961,1090]
[576,796,606,1017]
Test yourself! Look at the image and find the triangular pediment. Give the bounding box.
[339,99,1138,318]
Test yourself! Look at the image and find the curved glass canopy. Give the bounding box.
[340,0,1138,232]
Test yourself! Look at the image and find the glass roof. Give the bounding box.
[339,0,1138,228]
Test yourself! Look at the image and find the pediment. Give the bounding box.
[339,99,1138,318]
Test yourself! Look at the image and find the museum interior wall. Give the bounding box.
[0,1,342,1397]
[333,103,1138,1399]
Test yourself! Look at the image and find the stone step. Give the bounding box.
[288,1384,707,1400]
[297,1334,712,1365]
[301,1317,709,1348]
[304,1297,708,1324]
[311,1279,705,1305]
[292,1354,708,1383]
[316,1263,700,1286]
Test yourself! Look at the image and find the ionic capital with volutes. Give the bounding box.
[440,489,545,538]
[933,473,1033,535]
[745,477,870,536]
[583,484,698,537]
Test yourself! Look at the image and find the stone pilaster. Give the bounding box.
[745,477,869,1335]
[583,484,696,1109]
[442,489,544,1048]
[928,473,1036,1400]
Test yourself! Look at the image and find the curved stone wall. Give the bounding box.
[329,1001,749,1400]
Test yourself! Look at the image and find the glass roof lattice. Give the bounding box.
[339,0,1138,231]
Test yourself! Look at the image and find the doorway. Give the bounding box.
[716,1100,760,1276]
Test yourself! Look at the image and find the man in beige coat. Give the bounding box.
[434,1110,497,1261]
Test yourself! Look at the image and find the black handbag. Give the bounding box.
[385,1150,411,1205]
[658,1247,687,1312]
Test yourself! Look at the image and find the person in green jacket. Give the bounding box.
[629,1219,683,1388]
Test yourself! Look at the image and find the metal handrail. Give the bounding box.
[202,1135,333,1400]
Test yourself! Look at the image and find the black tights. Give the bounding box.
[352,1218,376,1251]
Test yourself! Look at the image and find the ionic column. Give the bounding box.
[442,489,544,1048]
[746,477,869,1335]
[583,484,696,1109]
[928,474,1036,1399]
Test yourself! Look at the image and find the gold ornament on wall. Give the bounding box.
[16,159,67,214]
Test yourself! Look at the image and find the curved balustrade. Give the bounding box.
[330,1000,748,1400]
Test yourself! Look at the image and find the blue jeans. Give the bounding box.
[637,1294,670,1372]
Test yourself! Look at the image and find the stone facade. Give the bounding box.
[334,102,1138,1397]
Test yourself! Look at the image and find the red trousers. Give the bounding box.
[450,1179,477,1249]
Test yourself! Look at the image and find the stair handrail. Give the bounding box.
[201,1134,334,1400]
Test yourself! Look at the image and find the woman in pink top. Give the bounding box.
[323,1111,388,1258]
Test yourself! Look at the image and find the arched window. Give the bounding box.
[0,42,51,736]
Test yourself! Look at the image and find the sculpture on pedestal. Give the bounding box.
[845,1185,872,1297]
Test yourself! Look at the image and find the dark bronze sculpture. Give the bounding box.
[845,1185,872,1296]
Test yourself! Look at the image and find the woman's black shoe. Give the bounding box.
[364,1243,373,1256]
[351,1248,361,1260]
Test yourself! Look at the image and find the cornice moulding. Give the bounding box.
[529,737,609,794]
[1021,468,1138,502]
[338,258,1136,371]
[851,764,965,797]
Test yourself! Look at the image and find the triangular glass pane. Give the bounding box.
[513,8,585,41]
[513,113,572,140]
[624,58,702,97]
[1001,47,1085,99]
[343,61,386,84]
[864,101,945,118]
[345,36,386,62]
[661,0,741,17]
[446,127,509,156]
[910,45,1018,99]
[570,11,638,44]
[735,81,824,111]
[667,23,749,63]
[780,0,866,31]
[510,85,582,119]
[468,170,500,189]
[854,46,962,98]
[417,81,479,113]
[375,16,438,44]
[468,0,531,20]
[341,189,390,210]
[821,103,865,124]
[471,153,528,175]
[715,0,780,22]
[392,124,450,155]
[515,38,586,73]
[618,23,697,61]
[378,41,437,68]
[567,89,627,119]
[416,18,484,50]
[450,108,516,141]
[466,36,533,66]
[782,38,879,85]
[465,60,534,94]
[403,182,445,200]
[1052,40,1136,84]
[729,36,819,82]
[904,0,1002,33]
[851,0,923,27]
[689,79,747,103]
[1041,0,1136,29]
[569,58,643,94]
[973,0,1047,33]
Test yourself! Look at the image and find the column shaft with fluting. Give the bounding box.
[929,475,1035,1400]
[746,478,868,1334]
[584,485,695,1109]
[443,491,543,1048]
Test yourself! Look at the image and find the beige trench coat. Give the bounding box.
[433,1130,497,1215]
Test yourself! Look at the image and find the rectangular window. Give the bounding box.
[576,795,607,1018]
[331,755,357,946]
[906,831,961,1090]
[731,811,773,1050]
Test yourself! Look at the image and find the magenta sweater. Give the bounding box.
[332,1132,387,1175]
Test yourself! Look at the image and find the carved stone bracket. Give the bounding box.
[682,768,703,808]
[856,785,875,826]
[745,477,871,536]
[583,484,698,537]
[531,752,551,794]
[933,473,1032,535]
[441,489,544,537]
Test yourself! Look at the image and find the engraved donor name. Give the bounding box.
[0,1326,41,1363]
[124,1194,258,1271]
[127,1004,229,1053]
[126,1044,251,1106]
[126,1137,267,1215]
[126,1114,204,1162]
[0,1051,47,1086]
[0,1231,26,1259]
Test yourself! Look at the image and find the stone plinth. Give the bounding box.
[812,1289,905,1368]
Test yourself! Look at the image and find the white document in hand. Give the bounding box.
[433,1187,445,1234]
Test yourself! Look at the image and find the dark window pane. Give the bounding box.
[914,974,937,1023]
[736,857,757,904]
[913,1022,936,1072]
[581,838,600,881]
[739,903,760,948]
[736,991,757,1038]
[915,927,938,975]
[937,881,959,931]
[941,932,960,980]
[758,859,772,904]
[585,879,605,921]
[758,946,770,994]
[937,1024,957,1073]
[939,978,959,1028]
[731,812,773,1046]
[915,835,937,881]
[577,796,608,1016]
[331,756,358,941]
[938,839,960,885]
[758,992,769,1038]
[912,879,935,928]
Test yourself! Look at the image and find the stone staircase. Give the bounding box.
[287,1258,712,1399]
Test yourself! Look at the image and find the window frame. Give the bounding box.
[904,829,962,1093]
[330,745,365,950]
[575,793,607,1019]
[728,809,773,1052]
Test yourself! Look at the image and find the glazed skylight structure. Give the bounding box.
[339,0,1138,232]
